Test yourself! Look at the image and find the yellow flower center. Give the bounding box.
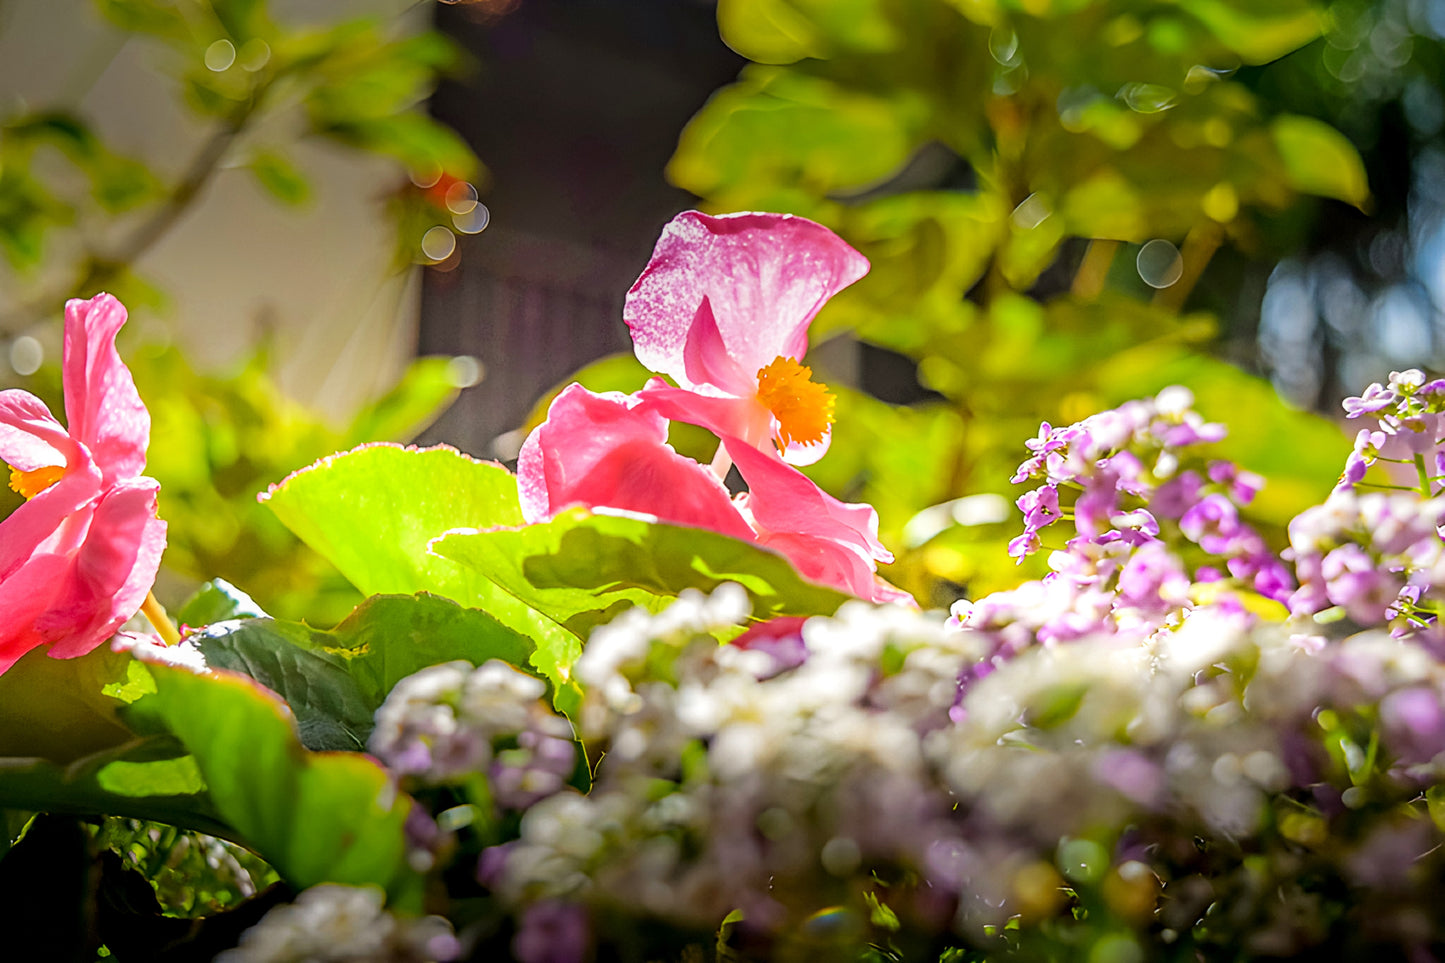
[755,355,835,450]
[7,463,66,500]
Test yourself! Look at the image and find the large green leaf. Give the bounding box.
[669,69,918,199]
[260,443,523,597]
[191,593,537,751]
[431,507,851,637]
[260,444,582,708]
[0,737,227,840]
[123,663,423,908]
[0,654,422,905]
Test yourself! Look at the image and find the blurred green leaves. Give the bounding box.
[1,0,480,318]
[667,0,1361,602]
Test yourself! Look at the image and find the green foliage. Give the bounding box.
[191,593,537,751]
[0,641,424,907]
[123,661,425,907]
[1,0,481,319]
[432,507,852,633]
[263,444,856,714]
[94,817,280,918]
[669,0,1360,601]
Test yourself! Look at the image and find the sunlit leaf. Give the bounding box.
[260,444,582,708]
[1178,0,1324,65]
[0,736,227,839]
[176,579,270,629]
[431,507,852,637]
[124,664,423,907]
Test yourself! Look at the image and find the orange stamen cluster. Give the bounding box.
[8,463,65,500]
[756,355,836,451]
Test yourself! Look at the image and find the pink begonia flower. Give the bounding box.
[0,294,166,675]
[518,385,905,604]
[625,211,868,466]
[517,384,754,543]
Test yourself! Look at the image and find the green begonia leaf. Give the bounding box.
[718,0,900,64]
[0,736,228,840]
[191,593,536,751]
[260,443,524,598]
[431,507,852,637]
[260,444,581,710]
[176,578,269,628]
[123,663,423,908]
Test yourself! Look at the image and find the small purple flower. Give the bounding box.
[1149,470,1203,520]
[1179,494,1242,555]
[514,901,590,963]
[1208,461,1263,505]
[1321,543,1401,624]
[1116,541,1189,615]
[1008,530,1041,561]
[1342,382,1396,418]
[1379,686,1445,765]
[1074,474,1120,538]
[1017,485,1062,531]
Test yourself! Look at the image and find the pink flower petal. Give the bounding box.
[635,380,772,450]
[0,549,74,674]
[0,389,77,472]
[518,384,754,542]
[682,298,755,397]
[62,294,150,484]
[0,462,103,581]
[722,439,902,601]
[36,478,166,659]
[726,439,890,562]
[625,211,868,387]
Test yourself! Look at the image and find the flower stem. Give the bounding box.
[141,591,181,647]
[1416,453,1433,497]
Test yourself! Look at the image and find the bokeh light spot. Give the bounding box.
[445,181,478,215]
[446,355,484,388]
[8,336,42,376]
[239,39,271,72]
[422,225,457,262]
[453,203,491,235]
[1137,239,1183,288]
[205,39,236,72]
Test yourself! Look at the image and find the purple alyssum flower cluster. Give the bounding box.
[954,387,1288,682]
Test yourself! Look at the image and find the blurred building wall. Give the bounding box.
[418,0,742,456]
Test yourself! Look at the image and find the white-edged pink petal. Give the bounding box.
[625,211,869,387]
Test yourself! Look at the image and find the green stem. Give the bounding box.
[1415,453,1432,497]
